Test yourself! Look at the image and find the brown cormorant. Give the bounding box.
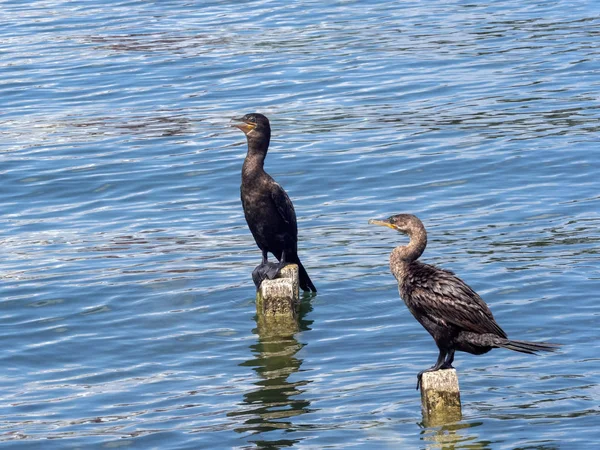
[233,113,316,292]
[369,214,558,389]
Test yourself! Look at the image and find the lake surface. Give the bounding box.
[1,1,599,448]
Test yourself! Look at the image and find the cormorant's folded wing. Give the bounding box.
[270,183,297,230]
[405,264,508,338]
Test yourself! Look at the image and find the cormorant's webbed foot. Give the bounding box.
[251,265,263,290]
[416,362,455,390]
[416,349,455,390]
[262,259,287,281]
[252,261,281,290]
[265,261,283,280]
[252,250,291,289]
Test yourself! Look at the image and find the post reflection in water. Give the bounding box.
[232,300,314,448]
[420,421,488,450]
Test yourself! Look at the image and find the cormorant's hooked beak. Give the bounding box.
[231,117,256,134]
[368,219,396,231]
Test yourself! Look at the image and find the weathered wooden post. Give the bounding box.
[420,369,462,426]
[255,264,300,336]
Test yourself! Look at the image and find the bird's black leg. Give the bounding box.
[252,250,278,290]
[416,349,447,390]
[442,348,455,369]
[261,249,288,281]
[259,249,283,281]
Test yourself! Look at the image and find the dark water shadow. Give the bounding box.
[230,300,314,449]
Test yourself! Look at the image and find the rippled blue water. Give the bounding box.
[2,1,599,448]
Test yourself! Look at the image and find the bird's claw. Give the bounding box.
[252,261,284,290]
[264,263,282,280]
[416,363,455,390]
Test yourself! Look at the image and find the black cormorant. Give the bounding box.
[369,214,558,389]
[233,113,316,292]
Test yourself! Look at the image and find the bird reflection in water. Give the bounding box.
[230,301,314,448]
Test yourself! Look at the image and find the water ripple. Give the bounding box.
[1,0,599,448]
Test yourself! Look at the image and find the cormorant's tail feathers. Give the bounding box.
[297,260,317,293]
[499,339,560,354]
[287,254,316,293]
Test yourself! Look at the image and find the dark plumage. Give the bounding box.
[233,113,316,292]
[369,214,558,389]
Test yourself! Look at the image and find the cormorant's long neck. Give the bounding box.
[390,225,427,281]
[242,134,270,179]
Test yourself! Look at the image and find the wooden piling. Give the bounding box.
[420,369,462,426]
[255,264,300,336]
